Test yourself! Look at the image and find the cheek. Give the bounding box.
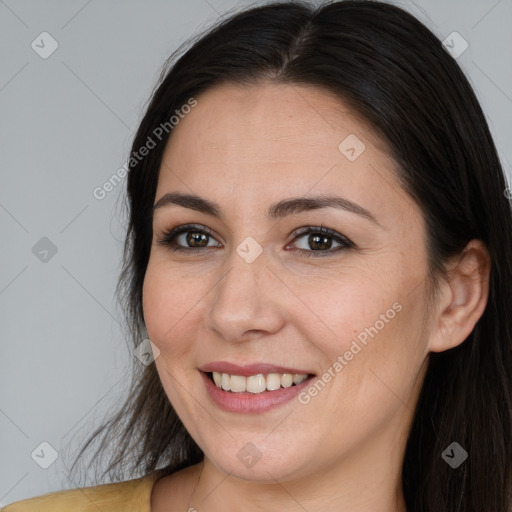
[322,292,427,424]
[142,262,203,415]
[292,263,428,399]
[287,266,397,351]
[142,261,198,354]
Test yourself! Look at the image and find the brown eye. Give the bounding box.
[288,225,354,257]
[184,231,209,248]
[157,223,353,257]
[158,224,221,251]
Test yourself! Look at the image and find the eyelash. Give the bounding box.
[157,223,354,258]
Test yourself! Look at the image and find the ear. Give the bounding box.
[428,239,491,353]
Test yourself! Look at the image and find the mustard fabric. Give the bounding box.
[1,469,166,512]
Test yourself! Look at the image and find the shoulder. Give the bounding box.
[150,463,203,511]
[1,470,164,512]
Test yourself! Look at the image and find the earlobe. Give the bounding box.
[428,239,491,353]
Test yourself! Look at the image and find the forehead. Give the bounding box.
[156,82,416,226]
[164,81,389,162]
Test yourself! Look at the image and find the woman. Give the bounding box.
[4,0,511,511]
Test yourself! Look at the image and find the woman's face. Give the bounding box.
[143,82,433,483]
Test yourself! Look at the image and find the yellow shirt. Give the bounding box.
[1,469,166,511]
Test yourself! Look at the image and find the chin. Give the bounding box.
[207,444,312,483]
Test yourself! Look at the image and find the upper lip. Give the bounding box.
[199,361,315,377]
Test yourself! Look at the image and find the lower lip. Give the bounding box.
[200,371,315,414]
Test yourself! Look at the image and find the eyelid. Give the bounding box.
[288,225,353,246]
[157,223,221,247]
[157,223,354,255]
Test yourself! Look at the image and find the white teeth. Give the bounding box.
[293,374,307,385]
[230,374,246,392]
[281,373,293,388]
[221,373,230,391]
[247,375,266,393]
[211,371,309,393]
[266,373,281,391]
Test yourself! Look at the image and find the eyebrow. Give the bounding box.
[153,191,381,226]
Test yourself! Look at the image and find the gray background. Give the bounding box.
[1,0,511,505]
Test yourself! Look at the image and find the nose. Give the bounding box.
[204,245,286,343]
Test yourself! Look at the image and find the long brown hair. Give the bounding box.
[68,2,512,510]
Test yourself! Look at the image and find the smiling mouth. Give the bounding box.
[205,371,316,394]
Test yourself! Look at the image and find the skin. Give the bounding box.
[144,82,490,512]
